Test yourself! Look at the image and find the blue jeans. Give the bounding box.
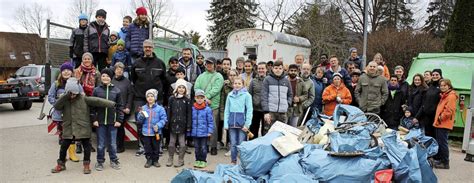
[435,128,450,163]
[194,137,208,162]
[97,124,118,163]
[229,128,246,162]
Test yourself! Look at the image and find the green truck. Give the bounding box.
[407,53,473,137]
[152,25,202,66]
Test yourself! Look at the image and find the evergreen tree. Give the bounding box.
[207,0,257,50]
[379,0,414,30]
[444,0,474,52]
[183,30,205,50]
[423,0,454,38]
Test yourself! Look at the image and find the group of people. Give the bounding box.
[49,8,457,175]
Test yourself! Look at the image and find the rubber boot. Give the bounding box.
[51,160,66,173]
[83,160,91,174]
[174,147,186,167]
[166,147,175,167]
[68,144,80,162]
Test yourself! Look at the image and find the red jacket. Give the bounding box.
[434,90,458,130]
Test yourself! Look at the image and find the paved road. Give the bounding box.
[0,102,473,182]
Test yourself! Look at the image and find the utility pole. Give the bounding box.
[362,0,369,69]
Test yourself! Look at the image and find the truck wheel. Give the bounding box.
[23,101,32,110]
[12,101,25,110]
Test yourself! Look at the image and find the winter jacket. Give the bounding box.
[344,56,363,70]
[194,71,224,110]
[48,81,84,121]
[126,19,149,57]
[84,21,110,54]
[399,80,409,100]
[112,50,132,72]
[219,80,233,120]
[54,93,115,139]
[224,89,253,129]
[108,41,118,62]
[311,76,326,113]
[408,86,426,120]
[248,75,266,112]
[137,103,167,136]
[190,104,214,137]
[324,66,351,87]
[381,89,406,129]
[178,57,201,84]
[287,76,315,116]
[131,53,167,102]
[355,72,389,114]
[112,75,133,110]
[167,96,192,134]
[118,27,128,41]
[261,73,293,113]
[69,26,87,58]
[383,65,390,80]
[401,116,419,129]
[91,84,124,125]
[348,82,359,107]
[322,84,352,116]
[434,90,458,130]
[421,81,441,117]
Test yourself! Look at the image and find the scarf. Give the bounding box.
[388,83,400,91]
[77,63,96,96]
[193,102,206,110]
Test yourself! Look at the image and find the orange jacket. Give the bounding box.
[383,65,390,80]
[434,90,458,130]
[322,84,352,116]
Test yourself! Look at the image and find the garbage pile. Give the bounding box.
[171,104,439,183]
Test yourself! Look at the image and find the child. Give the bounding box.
[166,79,192,167]
[84,9,110,71]
[190,89,214,168]
[111,39,132,78]
[69,13,88,68]
[171,68,193,98]
[401,107,419,130]
[136,89,167,168]
[107,31,119,68]
[224,78,253,165]
[51,78,117,174]
[118,16,132,41]
[92,68,124,171]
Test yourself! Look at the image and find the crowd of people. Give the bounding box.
[49,8,457,174]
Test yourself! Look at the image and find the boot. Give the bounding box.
[174,147,186,167]
[68,144,80,162]
[51,160,66,173]
[166,147,175,167]
[76,142,83,154]
[434,160,450,169]
[83,160,91,174]
[144,159,153,168]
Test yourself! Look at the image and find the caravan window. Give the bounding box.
[245,46,257,55]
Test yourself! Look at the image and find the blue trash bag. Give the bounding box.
[171,169,223,183]
[306,108,325,134]
[329,128,372,152]
[256,174,270,183]
[300,148,389,182]
[272,174,319,183]
[332,104,367,126]
[269,154,305,182]
[414,143,438,183]
[299,144,324,158]
[215,164,256,183]
[405,128,439,157]
[238,131,283,178]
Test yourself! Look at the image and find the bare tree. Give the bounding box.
[257,0,305,32]
[67,0,100,26]
[15,3,52,36]
[332,0,387,34]
[129,0,177,29]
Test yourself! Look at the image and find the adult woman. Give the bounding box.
[408,74,428,130]
[373,53,390,80]
[433,79,457,169]
[322,73,352,116]
[48,62,81,162]
[424,70,432,85]
[310,67,326,114]
[419,69,443,137]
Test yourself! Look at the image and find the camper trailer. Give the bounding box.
[226,28,311,65]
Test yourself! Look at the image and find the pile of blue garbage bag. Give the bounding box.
[171,105,439,183]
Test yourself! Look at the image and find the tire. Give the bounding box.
[12,101,25,110]
[23,101,32,110]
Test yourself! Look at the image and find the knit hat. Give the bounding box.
[100,68,114,79]
[110,31,118,38]
[65,78,81,94]
[82,52,93,61]
[195,89,205,97]
[60,62,74,72]
[332,73,343,79]
[143,39,154,48]
[174,79,189,94]
[117,39,125,47]
[78,13,88,22]
[95,9,107,19]
[136,7,147,16]
[432,69,442,77]
[146,89,158,100]
[349,47,357,53]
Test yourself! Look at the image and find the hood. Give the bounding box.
[120,27,128,33]
[230,88,248,97]
[366,71,379,78]
[270,72,287,80]
[133,17,150,27]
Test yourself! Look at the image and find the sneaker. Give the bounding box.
[144,159,153,168]
[135,149,145,156]
[95,162,104,171]
[224,150,231,157]
[193,161,201,168]
[110,160,121,170]
[199,161,207,168]
[153,160,161,167]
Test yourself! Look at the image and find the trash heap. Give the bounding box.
[171,105,439,183]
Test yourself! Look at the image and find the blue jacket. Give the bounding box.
[118,27,128,41]
[137,103,167,136]
[190,104,214,137]
[112,50,132,72]
[324,66,351,87]
[311,76,326,113]
[224,89,253,129]
[126,21,149,57]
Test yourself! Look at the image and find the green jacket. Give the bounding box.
[54,93,115,139]
[194,71,224,110]
[287,76,315,116]
[354,72,389,114]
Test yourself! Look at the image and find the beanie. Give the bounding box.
[332,73,343,79]
[117,39,125,47]
[110,31,118,37]
[146,89,158,100]
[82,52,94,61]
[174,79,189,95]
[432,69,442,77]
[65,78,81,94]
[136,7,147,16]
[100,68,114,79]
[78,13,88,22]
[349,47,357,53]
[60,62,74,72]
[95,9,107,19]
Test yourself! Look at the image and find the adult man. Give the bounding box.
[195,54,206,73]
[111,62,133,153]
[381,75,406,130]
[84,9,110,71]
[126,7,150,64]
[287,64,315,127]
[131,40,167,156]
[317,54,330,72]
[355,61,388,114]
[220,57,232,80]
[324,56,351,87]
[344,47,362,70]
[262,61,293,135]
[236,57,245,74]
[348,69,361,107]
[194,57,224,155]
[294,54,305,67]
[249,62,268,139]
[345,61,357,74]
[394,65,409,97]
[216,59,223,73]
[241,60,254,88]
[266,61,274,73]
[179,48,201,84]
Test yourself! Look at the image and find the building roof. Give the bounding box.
[228,28,312,48]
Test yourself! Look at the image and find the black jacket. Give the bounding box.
[167,96,192,134]
[112,75,133,109]
[399,80,409,100]
[408,85,426,120]
[69,26,87,58]
[382,89,406,129]
[163,69,177,106]
[131,53,167,102]
[91,84,124,124]
[421,81,441,117]
[84,21,110,54]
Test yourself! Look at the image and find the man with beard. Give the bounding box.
[220,58,232,80]
[287,64,315,127]
[84,9,110,71]
[195,54,206,74]
[355,61,388,114]
[126,7,150,65]
[381,75,406,129]
[249,62,268,139]
[179,48,201,84]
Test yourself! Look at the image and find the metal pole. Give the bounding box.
[362,0,369,69]
[45,19,51,93]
